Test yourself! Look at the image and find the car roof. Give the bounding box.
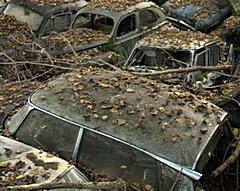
[7,0,87,18]
[136,29,220,50]
[29,67,226,167]
[77,1,159,20]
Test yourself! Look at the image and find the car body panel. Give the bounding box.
[0,135,93,191]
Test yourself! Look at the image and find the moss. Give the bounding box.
[98,42,115,52]
[196,73,208,81]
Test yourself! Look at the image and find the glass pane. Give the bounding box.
[73,14,114,35]
[117,14,136,37]
[78,130,158,190]
[3,3,43,31]
[139,10,157,27]
[14,110,79,159]
[44,13,71,35]
[209,46,220,66]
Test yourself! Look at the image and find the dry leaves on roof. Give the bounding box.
[137,29,220,49]
[87,0,149,12]
[29,0,80,6]
[168,0,221,19]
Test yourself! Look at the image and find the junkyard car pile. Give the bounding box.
[3,67,234,191]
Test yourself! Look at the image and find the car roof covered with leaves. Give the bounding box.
[136,28,220,50]
[0,135,76,185]
[77,0,160,20]
[30,67,226,167]
[6,0,87,18]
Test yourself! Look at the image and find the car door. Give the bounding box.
[113,8,166,59]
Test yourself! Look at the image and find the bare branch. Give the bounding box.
[0,181,126,191]
[210,139,240,178]
[130,65,232,76]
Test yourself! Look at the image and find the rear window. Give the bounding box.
[73,13,114,35]
[14,110,79,159]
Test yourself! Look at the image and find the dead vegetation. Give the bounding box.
[87,0,150,12]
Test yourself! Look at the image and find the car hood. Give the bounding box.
[40,28,111,56]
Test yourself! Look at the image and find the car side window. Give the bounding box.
[13,109,80,159]
[139,10,157,27]
[116,14,136,37]
[208,45,220,66]
[78,130,159,190]
[43,13,72,36]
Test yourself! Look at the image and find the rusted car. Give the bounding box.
[45,0,169,58]
[0,0,87,62]
[0,135,93,191]
[160,0,232,32]
[124,29,224,87]
[0,0,88,37]
[3,67,233,191]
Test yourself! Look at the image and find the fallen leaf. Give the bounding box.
[30,168,39,175]
[176,118,182,123]
[0,96,4,101]
[0,162,9,167]
[145,184,152,190]
[118,119,126,126]
[102,115,108,120]
[111,107,118,113]
[159,107,165,112]
[94,114,99,119]
[42,172,51,179]
[16,174,26,180]
[171,137,177,143]
[133,182,140,188]
[151,110,158,115]
[4,148,12,157]
[126,88,134,93]
[68,77,75,82]
[100,83,109,88]
[120,165,127,169]
[233,128,239,136]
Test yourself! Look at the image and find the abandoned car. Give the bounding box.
[124,29,224,87]
[0,135,92,191]
[160,0,232,32]
[0,0,88,37]
[0,0,87,61]
[43,0,169,58]
[3,67,233,191]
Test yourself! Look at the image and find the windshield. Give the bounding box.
[72,13,114,35]
[127,47,192,70]
[3,3,44,31]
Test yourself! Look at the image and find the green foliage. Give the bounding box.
[98,42,115,52]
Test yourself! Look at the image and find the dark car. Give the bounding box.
[45,0,169,59]
[3,67,233,191]
[0,0,87,62]
[1,0,87,38]
[161,0,232,32]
